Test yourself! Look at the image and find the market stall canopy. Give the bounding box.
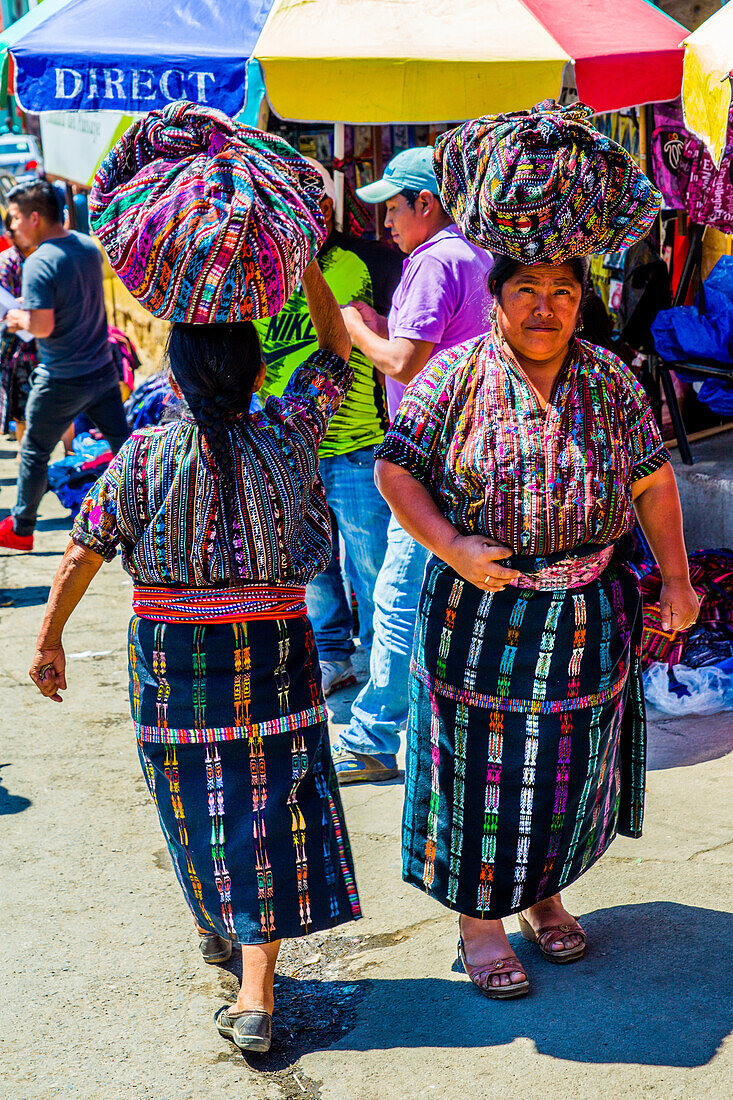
[682,4,733,169]
[253,0,688,123]
[0,0,273,116]
[0,0,687,123]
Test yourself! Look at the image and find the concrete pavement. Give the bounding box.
[1,438,731,1100]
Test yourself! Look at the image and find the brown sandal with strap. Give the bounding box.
[517,912,587,963]
[457,932,529,999]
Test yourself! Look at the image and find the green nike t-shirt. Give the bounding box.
[256,231,403,459]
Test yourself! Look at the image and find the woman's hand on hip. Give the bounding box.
[659,580,700,633]
[29,643,67,702]
[446,535,520,592]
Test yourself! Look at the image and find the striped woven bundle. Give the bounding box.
[90,101,327,323]
[434,100,662,263]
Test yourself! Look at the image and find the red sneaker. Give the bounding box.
[0,515,33,550]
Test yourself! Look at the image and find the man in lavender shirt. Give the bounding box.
[336,146,493,783]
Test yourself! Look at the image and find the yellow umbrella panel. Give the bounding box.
[682,4,733,169]
[254,0,569,124]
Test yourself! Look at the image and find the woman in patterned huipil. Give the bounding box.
[375,256,699,999]
[29,261,360,1051]
[0,218,37,442]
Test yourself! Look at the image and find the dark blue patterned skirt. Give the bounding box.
[130,614,361,943]
[403,552,645,920]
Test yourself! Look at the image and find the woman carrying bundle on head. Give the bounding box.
[28,104,360,1054]
[374,102,699,999]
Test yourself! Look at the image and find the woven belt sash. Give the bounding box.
[132,584,307,623]
[507,546,614,592]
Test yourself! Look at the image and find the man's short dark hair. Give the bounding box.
[400,188,421,209]
[8,179,62,224]
[400,187,448,215]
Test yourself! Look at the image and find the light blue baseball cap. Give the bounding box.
[356,146,439,203]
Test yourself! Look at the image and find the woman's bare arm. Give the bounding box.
[632,463,699,632]
[375,460,519,592]
[302,259,352,362]
[29,541,105,702]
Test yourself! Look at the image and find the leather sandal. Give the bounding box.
[215,1005,272,1052]
[198,931,233,965]
[457,934,529,999]
[517,912,587,963]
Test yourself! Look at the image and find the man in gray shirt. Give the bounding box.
[0,180,129,550]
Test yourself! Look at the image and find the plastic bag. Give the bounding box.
[650,285,733,363]
[696,378,733,415]
[46,432,112,513]
[703,255,733,303]
[643,660,733,714]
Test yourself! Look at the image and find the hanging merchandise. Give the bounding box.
[652,99,733,233]
[686,142,733,235]
[617,241,672,353]
[651,101,697,209]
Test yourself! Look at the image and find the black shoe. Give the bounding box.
[199,931,233,965]
[215,1005,272,1052]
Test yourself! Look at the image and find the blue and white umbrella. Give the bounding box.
[0,0,272,117]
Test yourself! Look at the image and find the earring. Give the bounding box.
[575,317,584,335]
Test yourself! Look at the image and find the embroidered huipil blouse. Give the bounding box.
[72,350,353,585]
[375,329,669,556]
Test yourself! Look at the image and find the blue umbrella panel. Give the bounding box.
[1,0,274,116]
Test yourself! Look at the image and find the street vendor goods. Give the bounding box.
[90,101,326,323]
[434,100,662,262]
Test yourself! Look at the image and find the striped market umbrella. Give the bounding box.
[0,0,687,122]
[681,4,733,168]
[253,0,688,122]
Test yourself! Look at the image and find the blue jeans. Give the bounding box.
[339,515,429,758]
[306,446,390,661]
[13,364,130,536]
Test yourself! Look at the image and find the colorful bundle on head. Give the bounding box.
[90,101,327,323]
[434,100,662,263]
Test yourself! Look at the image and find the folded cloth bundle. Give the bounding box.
[90,101,327,323]
[434,100,662,263]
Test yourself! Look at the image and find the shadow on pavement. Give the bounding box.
[241,902,731,1071]
[0,585,50,608]
[0,764,32,815]
[647,711,733,770]
[35,516,73,532]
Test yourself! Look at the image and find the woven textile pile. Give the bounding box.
[434,100,662,263]
[639,549,733,669]
[90,101,327,324]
